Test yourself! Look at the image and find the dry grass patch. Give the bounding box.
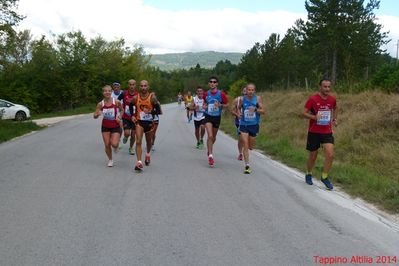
[222,90,399,213]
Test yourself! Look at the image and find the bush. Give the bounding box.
[372,64,399,92]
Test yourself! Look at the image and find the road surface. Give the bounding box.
[1,103,398,265]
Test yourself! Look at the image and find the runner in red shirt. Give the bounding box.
[93,85,123,167]
[120,79,138,155]
[302,78,338,190]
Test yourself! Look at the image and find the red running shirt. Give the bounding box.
[101,99,119,128]
[304,94,336,134]
[122,91,137,119]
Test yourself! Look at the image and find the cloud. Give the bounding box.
[17,0,398,57]
[378,15,399,57]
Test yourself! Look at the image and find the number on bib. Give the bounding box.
[317,110,331,125]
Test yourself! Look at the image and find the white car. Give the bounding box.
[0,99,31,121]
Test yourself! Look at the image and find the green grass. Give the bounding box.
[0,120,43,144]
[1,104,95,144]
[221,90,399,213]
[31,104,94,119]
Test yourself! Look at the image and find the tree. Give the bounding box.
[302,0,388,84]
[0,0,24,35]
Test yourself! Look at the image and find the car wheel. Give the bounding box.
[15,111,27,121]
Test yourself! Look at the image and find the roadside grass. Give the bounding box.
[1,104,95,144]
[31,104,94,119]
[0,120,42,144]
[221,90,399,213]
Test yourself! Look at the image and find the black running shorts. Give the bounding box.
[123,118,135,130]
[194,119,205,129]
[203,114,221,129]
[137,121,154,133]
[239,124,259,137]
[101,126,122,134]
[306,132,334,151]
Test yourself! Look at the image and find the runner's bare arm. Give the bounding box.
[130,96,138,122]
[230,97,239,116]
[333,107,338,126]
[115,100,123,124]
[255,96,265,115]
[236,97,243,118]
[93,103,101,119]
[302,107,319,120]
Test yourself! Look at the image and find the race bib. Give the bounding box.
[124,105,131,116]
[317,110,331,125]
[102,108,115,120]
[139,111,153,121]
[244,108,256,121]
[208,103,219,114]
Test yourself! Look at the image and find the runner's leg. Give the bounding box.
[102,132,112,160]
[307,150,318,173]
[240,132,250,165]
[135,125,144,162]
[205,122,214,155]
[322,143,334,174]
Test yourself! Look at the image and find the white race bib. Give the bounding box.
[244,108,256,121]
[124,105,131,116]
[208,103,219,113]
[317,110,331,125]
[102,108,115,120]
[139,111,153,121]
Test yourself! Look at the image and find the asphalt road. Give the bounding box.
[0,103,398,266]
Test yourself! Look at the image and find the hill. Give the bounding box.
[148,51,243,71]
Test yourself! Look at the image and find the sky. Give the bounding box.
[16,0,399,56]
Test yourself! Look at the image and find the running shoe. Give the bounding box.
[134,161,143,171]
[128,147,135,155]
[122,136,128,144]
[244,165,251,174]
[305,174,313,185]
[196,141,200,149]
[107,160,113,167]
[113,146,119,154]
[208,155,214,167]
[145,154,151,166]
[237,153,243,161]
[321,177,333,190]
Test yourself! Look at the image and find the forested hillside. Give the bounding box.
[148,51,243,71]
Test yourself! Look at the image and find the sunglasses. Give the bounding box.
[209,80,218,83]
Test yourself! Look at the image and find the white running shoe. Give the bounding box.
[107,160,113,167]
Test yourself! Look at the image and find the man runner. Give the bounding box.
[231,86,247,161]
[184,91,194,123]
[203,76,229,167]
[119,79,137,155]
[151,99,163,151]
[236,83,264,174]
[191,86,206,149]
[302,78,337,190]
[129,80,160,171]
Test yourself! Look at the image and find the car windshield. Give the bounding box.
[0,100,13,107]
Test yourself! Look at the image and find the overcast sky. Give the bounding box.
[16,0,399,56]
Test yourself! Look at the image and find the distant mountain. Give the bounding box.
[147,51,243,71]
